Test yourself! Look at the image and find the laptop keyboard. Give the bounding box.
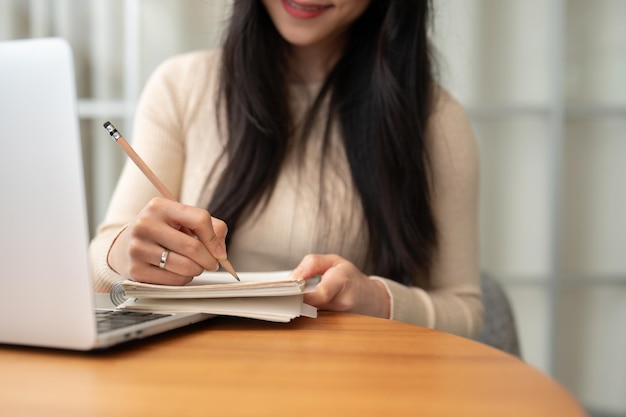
[96,310,171,333]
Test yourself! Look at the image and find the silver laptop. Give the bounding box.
[0,37,209,350]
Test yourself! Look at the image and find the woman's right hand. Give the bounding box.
[106,197,229,286]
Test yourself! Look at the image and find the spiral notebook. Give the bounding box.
[112,271,319,322]
[0,38,314,351]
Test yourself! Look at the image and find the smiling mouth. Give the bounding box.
[285,0,331,12]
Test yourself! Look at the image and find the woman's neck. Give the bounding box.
[287,37,346,84]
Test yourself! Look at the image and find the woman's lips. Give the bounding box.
[281,0,332,19]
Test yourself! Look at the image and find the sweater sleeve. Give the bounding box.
[370,88,484,339]
[371,276,483,339]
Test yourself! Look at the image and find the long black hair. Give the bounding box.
[211,0,438,288]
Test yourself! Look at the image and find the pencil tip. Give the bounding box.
[219,259,239,281]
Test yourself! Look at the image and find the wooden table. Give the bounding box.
[0,312,585,417]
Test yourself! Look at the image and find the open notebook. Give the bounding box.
[113,271,319,322]
[0,38,315,351]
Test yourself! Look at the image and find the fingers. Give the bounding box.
[130,265,194,286]
[294,254,390,318]
[189,215,228,260]
[289,254,343,279]
[115,197,229,285]
[124,230,207,285]
[150,245,216,277]
[303,281,344,309]
[293,254,353,310]
[123,237,195,286]
[154,199,229,262]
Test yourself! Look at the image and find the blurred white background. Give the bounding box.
[1,1,624,416]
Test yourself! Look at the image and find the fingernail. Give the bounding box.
[288,268,303,280]
[213,242,227,260]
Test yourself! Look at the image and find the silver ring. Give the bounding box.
[159,249,170,270]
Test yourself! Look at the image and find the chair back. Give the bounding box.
[477,273,522,357]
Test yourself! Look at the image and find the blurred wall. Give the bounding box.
[433,1,626,416]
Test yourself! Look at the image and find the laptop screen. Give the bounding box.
[0,38,97,349]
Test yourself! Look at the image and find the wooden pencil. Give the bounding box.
[103,121,239,281]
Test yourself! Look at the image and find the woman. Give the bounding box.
[90,0,483,337]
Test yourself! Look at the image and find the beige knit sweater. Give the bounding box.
[89,49,483,338]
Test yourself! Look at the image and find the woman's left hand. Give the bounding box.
[290,254,390,319]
